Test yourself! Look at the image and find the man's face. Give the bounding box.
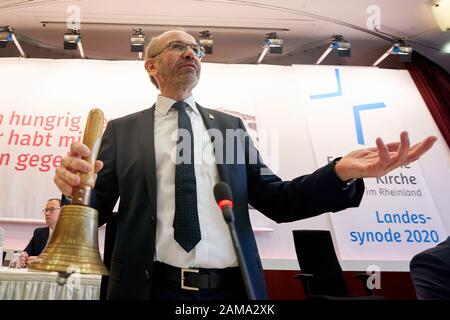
[148,31,202,91]
[43,200,61,228]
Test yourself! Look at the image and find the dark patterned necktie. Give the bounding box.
[172,101,201,252]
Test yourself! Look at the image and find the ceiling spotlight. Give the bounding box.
[393,42,413,54]
[0,26,12,48]
[265,32,283,54]
[63,28,85,59]
[333,35,352,57]
[64,28,80,50]
[199,30,213,54]
[373,39,413,67]
[130,28,146,60]
[0,26,26,57]
[429,0,450,31]
[392,41,413,63]
[130,28,145,52]
[256,32,283,64]
[316,35,351,65]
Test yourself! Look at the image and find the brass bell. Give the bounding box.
[29,109,108,275]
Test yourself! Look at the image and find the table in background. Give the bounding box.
[0,267,101,300]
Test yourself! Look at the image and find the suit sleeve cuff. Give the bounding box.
[332,157,362,198]
[61,194,72,206]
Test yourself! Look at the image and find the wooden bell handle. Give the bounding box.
[73,108,104,205]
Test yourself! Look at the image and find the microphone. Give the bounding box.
[214,182,257,300]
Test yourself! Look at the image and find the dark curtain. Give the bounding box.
[406,51,450,148]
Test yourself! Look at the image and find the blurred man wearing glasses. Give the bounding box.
[20,198,61,267]
[53,30,436,299]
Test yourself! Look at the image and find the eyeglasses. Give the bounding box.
[42,207,61,214]
[152,40,206,59]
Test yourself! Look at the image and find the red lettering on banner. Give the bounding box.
[7,129,53,147]
[0,153,10,166]
[58,134,83,147]
[8,111,82,132]
[1,110,109,173]
[14,154,63,172]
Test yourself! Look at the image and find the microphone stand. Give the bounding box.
[221,204,258,300]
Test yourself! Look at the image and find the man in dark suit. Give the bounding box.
[20,198,61,267]
[410,237,450,299]
[54,30,437,300]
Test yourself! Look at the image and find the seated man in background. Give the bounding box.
[20,198,61,267]
[410,236,450,299]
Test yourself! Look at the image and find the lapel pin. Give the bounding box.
[208,113,215,119]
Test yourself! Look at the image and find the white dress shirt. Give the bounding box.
[154,95,238,269]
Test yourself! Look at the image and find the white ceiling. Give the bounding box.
[1,0,449,71]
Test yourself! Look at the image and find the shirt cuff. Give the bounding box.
[332,157,359,197]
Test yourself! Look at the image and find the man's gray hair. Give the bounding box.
[144,35,163,88]
[144,35,162,61]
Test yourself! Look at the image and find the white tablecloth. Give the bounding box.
[0,267,101,300]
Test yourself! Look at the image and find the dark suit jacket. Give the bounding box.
[93,104,365,300]
[410,236,450,299]
[23,227,49,256]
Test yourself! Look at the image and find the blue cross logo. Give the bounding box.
[309,68,386,145]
